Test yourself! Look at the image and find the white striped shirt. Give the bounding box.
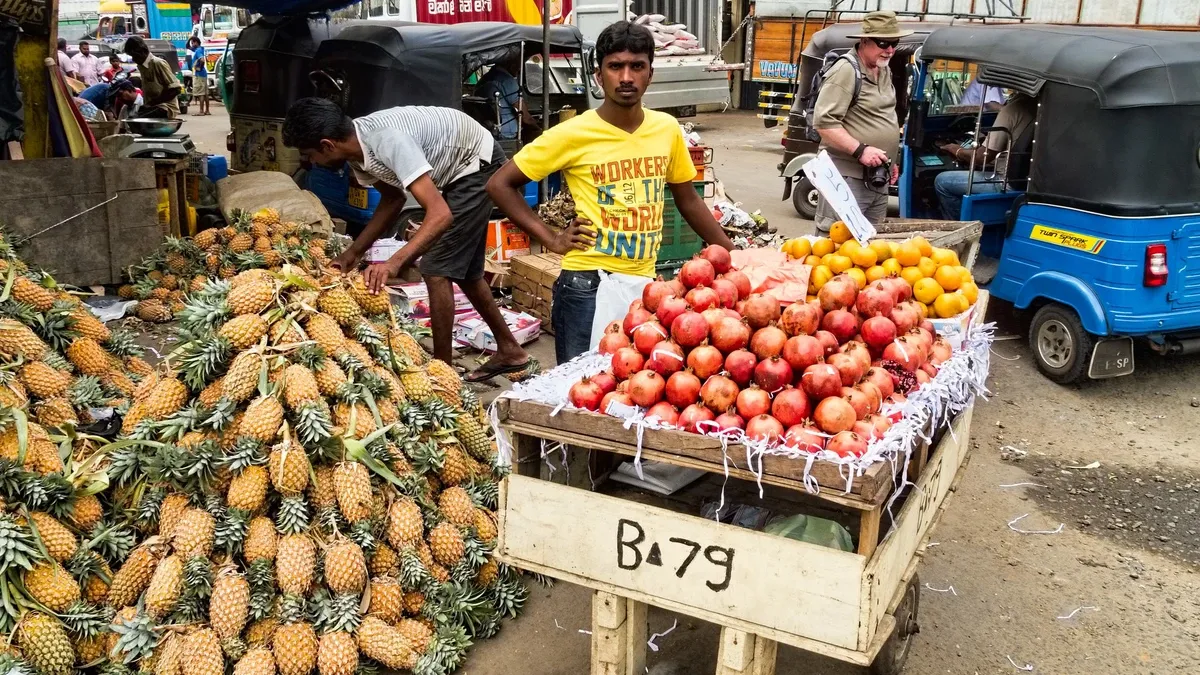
[349,106,495,190]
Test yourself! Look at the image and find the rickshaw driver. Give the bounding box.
[932,93,1037,220]
[282,98,537,383]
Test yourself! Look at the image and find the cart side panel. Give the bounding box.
[859,406,974,651]
[498,474,866,650]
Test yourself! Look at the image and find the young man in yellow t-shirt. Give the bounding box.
[487,21,734,364]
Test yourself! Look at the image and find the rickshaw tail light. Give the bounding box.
[1144,244,1168,287]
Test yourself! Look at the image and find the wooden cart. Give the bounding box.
[495,398,974,674]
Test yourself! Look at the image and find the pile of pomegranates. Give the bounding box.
[567,247,957,458]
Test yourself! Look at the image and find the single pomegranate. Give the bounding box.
[700,245,732,274]
[656,296,689,330]
[801,363,842,401]
[678,403,715,433]
[862,367,895,401]
[782,335,824,372]
[841,387,872,420]
[600,389,634,414]
[818,276,857,312]
[814,330,840,357]
[930,337,953,365]
[908,326,934,354]
[771,387,810,428]
[590,371,618,395]
[665,370,703,409]
[735,299,747,316]
[841,341,872,373]
[780,302,821,337]
[647,340,686,377]
[598,323,631,355]
[671,310,709,349]
[666,277,686,297]
[714,410,745,431]
[745,414,784,443]
[628,370,666,407]
[921,361,939,378]
[878,276,913,304]
[645,401,679,426]
[735,385,772,419]
[687,344,725,380]
[749,325,788,360]
[827,353,864,387]
[701,307,728,332]
[854,380,883,415]
[632,320,668,356]
[742,293,782,330]
[813,396,856,434]
[856,283,895,318]
[722,269,752,300]
[919,319,936,335]
[821,309,859,344]
[641,277,675,314]
[827,431,868,457]
[724,349,758,388]
[679,258,716,289]
[710,277,739,310]
[684,285,720,313]
[914,369,932,387]
[861,316,898,352]
[711,317,751,353]
[623,305,654,337]
[699,375,739,413]
[882,337,922,372]
[568,377,605,411]
[889,303,921,334]
[785,423,826,452]
[861,413,892,439]
[885,392,907,406]
[611,347,646,381]
[753,356,794,392]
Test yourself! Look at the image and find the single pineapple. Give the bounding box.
[0,319,48,360]
[33,397,77,428]
[272,622,318,675]
[322,540,367,595]
[27,437,64,474]
[229,280,275,316]
[308,465,336,510]
[282,365,320,409]
[70,305,111,342]
[332,402,374,439]
[182,628,225,675]
[398,368,434,403]
[23,560,81,611]
[241,395,284,442]
[224,350,264,403]
[303,314,346,355]
[19,361,71,398]
[233,647,277,675]
[243,516,278,562]
[402,590,425,616]
[369,542,400,577]
[312,359,346,398]
[220,314,270,350]
[316,632,357,675]
[144,554,184,619]
[16,612,75,675]
[125,355,155,377]
[474,508,498,544]
[135,298,174,323]
[427,522,464,568]
[276,535,316,596]
[171,508,216,559]
[316,289,362,327]
[195,228,220,250]
[455,413,494,462]
[154,633,185,675]
[268,440,310,495]
[332,462,373,523]
[355,616,415,670]
[426,359,462,404]
[395,618,433,655]
[439,443,473,486]
[227,465,270,512]
[347,277,390,315]
[245,620,278,650]
[388,329,427,366]
[229,232,255,254]
[106,546,159,608]
[475,556,500,587]
[144,378,190,421]
[366,576,404,624]
[437,487,478,528]
[211,567,252,640]
[385,499,424,550]
[157,493,190,540]
[29,512,77,562]
[198,377,226,407]
[12,276,56,311]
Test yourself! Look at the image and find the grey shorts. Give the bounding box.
[815,175,887,232]
[418,145,507,282]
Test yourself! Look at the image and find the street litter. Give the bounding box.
[924,583,958,596]
[1006,655,1035,671]
[1057,606,1100,620]
[647,619,679,653]
[999,482,1046,488]
[1008,514,1065,535]
[1065,461,1101,469]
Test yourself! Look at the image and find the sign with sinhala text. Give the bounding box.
[802,150,877,244]
[0,0,50,35]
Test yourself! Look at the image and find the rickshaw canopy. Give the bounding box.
[205,0,358,14]
[920,24,1200,109]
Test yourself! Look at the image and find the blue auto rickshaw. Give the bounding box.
[900,25,1200,383]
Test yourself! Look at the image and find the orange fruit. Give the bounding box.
[913,278,944,305]
[881,258,903,276]
[915,301,930,319]
[784,238,811,259]
[900,266,924,287]
[930,247,959,267]
[953,290,971,313]
[865,265,888,283]
[895,242,921,267]
[828,255,854,274]
[934,265,962,291]
[804,254,822,267]
[960,280,979,304]
[911,236,933,258]
[845,268,867,290]
[829,221,853,245]
[933,293,961,318]
[807,294,818,303]
[849,246,877,268]
[812,238,835,257]
[810,265,833,291]
[869,240,893,262]
[917,256,938,279]
[838,239,860,256]
[955,265,973,286]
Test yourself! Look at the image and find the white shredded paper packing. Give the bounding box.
[491,323,993,502]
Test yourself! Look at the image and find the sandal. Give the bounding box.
[465,357,539,383]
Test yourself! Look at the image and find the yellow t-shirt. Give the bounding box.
[513,109,698,277]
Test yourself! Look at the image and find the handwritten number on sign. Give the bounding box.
[704,547,734,592]
[615,520,734,592]
[668,537,701,578]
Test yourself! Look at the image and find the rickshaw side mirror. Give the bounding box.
[905,99,928,148]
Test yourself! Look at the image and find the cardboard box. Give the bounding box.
[365,237,405,263]
[484,259,510,289]
[510,253,562,332]
[453,308,541,353]
[391,281,472,318]
[486,219,531,261]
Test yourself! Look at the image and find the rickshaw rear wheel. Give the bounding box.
[792,176,819,219]
[868,573,920,675]
[1030,303,1093,384]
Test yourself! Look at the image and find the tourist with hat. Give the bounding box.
[811,10,912,232]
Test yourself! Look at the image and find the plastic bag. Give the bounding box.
[729,248,811,304]
[764,514,854,551]
[589,270,652,349]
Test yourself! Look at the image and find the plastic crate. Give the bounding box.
[656,183,706,264]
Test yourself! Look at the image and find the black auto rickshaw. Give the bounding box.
[777,21,931,219]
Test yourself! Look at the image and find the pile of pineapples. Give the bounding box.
[119,208,339,324]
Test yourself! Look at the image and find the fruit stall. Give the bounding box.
[491,227,991,674]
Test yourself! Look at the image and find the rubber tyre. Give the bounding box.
[1029,303,1093,384]
[792,175,819,220]
[869,573,921,675]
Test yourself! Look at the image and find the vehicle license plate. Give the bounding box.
[1088,337,1135,378]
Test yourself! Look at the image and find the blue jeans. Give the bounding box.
[934,171,1003,220]
[552,270,599,365]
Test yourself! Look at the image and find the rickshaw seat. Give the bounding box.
[961,189,1023,226]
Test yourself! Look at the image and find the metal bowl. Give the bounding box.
[125,118,183,137]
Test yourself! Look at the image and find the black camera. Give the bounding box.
[865,160,892,190]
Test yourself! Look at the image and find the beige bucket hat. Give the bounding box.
[847,11,916,40]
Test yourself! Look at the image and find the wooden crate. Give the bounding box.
[154,157,190,237]
[876,218,984,271]
[498,406,973,673]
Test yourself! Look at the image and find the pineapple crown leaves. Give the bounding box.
[27,473,76,520]
[292,344,326,371]
[277,592,309,624]
[491,566,529,619]
[176,334,233,391]
[355,369,391,401]
[153,403,209,442]
[83,519,137,565]
[0,458,27,502]
[131,276,160,301]
[274,494,311,536]
[247,560,277,621]
[405,438,445,477]
[182,555,214,599]
[421,400,460,432]
[347,518,377,555]
[423,580,494,637]
[340,425,406,490]
[58,600,114,639]
[414,624,472,675]
[397,547,434,591]
[0,299,37,327]
[30,300,80,352]
[104,440,153,488]
[314,504,343,537]
[199,397,237,432]
[215,507,251,557]
[102,328,145,359]
[65,547,107,584]
[66,375,105,410]
[168,593,210,625]
[461,478,498,512]
[0,512,44,574]
[293,401,333,448]
[0,653,37,675]
[232,251,268,273]
[222,437,267,474]
[109,606,161,664]
[312,591,362,634]
[39,351,74,373]
[134,486,166,528]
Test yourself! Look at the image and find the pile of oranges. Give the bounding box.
[781,221,979,319]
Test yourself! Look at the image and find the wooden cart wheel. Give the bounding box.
[868,573,921,675]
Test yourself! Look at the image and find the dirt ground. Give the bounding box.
[184,108,1200,674]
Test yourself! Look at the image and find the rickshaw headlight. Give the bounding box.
[1144,244,1168,287]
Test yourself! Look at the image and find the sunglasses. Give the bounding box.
[871,38,900,50]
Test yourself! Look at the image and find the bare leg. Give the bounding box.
[459,277,528,367]
[424,275,457,364]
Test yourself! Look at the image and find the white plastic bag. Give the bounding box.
[589,270,652,349]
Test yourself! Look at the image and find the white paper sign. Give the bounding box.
[801,150,877,244]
